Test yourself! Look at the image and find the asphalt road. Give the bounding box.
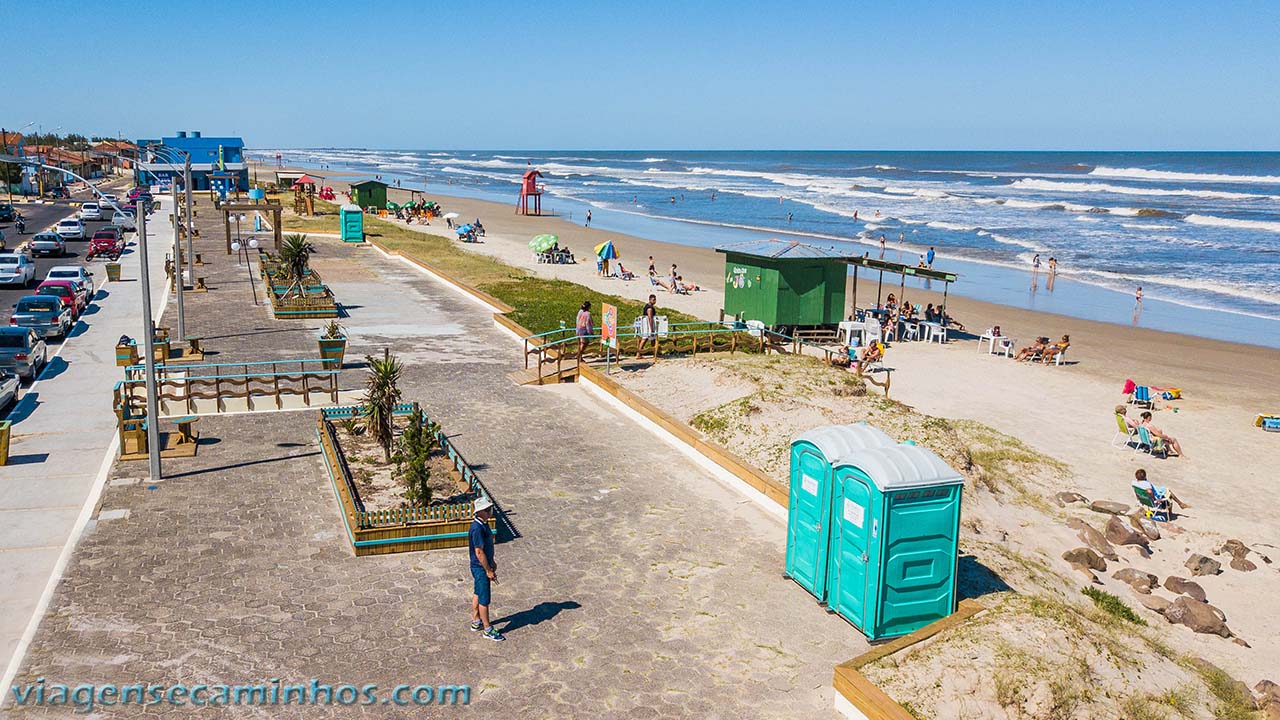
[0,178,134,409]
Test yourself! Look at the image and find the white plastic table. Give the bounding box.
[979,332,1015,356]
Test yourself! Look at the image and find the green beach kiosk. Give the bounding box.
[826,443,964,640]
[717,239,847,330]
[350,179,388,211]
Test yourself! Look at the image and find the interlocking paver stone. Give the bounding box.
[5,235,868,718]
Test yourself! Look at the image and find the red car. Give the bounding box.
[36,280,88,316]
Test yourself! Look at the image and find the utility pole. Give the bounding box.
[2,128,12,206]
[170,178,186,340]
[136,199,162,481]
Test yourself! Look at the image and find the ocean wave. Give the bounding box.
[926,220,976,231]
[1090,166,1280,184]
[1184,214,1280,233]
[1120,223,1178,230]
[1010,178,1279,200]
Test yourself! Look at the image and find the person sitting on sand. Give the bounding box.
[1132,468,1190,511]
[675,275,700,292]
[1040,334,1070,364]
[650,270,673,291]
[1139,412,1186,458]
[1015,337,1050,361]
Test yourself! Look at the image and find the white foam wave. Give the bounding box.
[1090,166,1280,184]
[1011,178,1278,200]
[1184,214,1280,233]
[1120,223,1178,230]
[926,220,976,231]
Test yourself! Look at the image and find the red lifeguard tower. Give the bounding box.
[516,169,544,215]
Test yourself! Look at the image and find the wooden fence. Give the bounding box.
[119,359,339,415]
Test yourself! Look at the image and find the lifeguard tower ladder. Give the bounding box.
[516,169,544,215]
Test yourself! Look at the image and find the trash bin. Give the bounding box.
[827,444,964,639]
[785,423,896,601]
[105,262,122,282]
[340,203,364,242]
[0,420,10,466]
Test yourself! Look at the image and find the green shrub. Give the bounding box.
[1081,587,1146,625]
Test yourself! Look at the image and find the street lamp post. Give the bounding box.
[135,194,162,481]
[169,178,186,341]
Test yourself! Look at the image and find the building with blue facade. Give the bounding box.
[135,131,249,194]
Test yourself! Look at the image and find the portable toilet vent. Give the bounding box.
[826,444,964,639]
[785,424,896,601]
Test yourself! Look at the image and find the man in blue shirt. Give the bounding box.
[926,247,936,268]
[468,497,504,641]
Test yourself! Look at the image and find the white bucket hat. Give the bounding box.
[473,496,493,513]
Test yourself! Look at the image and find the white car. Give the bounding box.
[55,218,85,240]
[0,253,36,286]
[78,202,103,221]
[0,371,18,410]
[46,265,96,297]
[100,193,119,207]
[111,210,136,230]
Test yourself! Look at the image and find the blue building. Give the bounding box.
[135,131,249,194]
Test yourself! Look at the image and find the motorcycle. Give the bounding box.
[14,216,25,234]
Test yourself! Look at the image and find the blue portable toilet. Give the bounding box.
[340,204,364,242]
[826,444,964,639]
[785,424,896,601]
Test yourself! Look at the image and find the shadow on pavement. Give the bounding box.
[162,450,319,480]
[6,392,39,423]
[38,356,69,382]
[495,601,582,635]
[3,452,50,465]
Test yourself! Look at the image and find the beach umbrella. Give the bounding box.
[594,240,619,260]
[529,233,558,252]
[443,212,460,220]
[455,225,474,236]
[386,201,400,210]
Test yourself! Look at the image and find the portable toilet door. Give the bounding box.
[339,204,364,242]
[827,444,964,639]
[785,424,895,601]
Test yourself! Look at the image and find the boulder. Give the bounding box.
[1089,500,1130,515]
[1067,518,1118,560]
[1164,596,1230,638]
[1231,556,1259,572]
[1185,553,1222,577]
[1255,680,1280,703]
[1113,568,1158,592]
[1136,594,1171,614]
[1055,491,1088,507]
[1163,576,1207,602]
[1062,547,1107,572]
[1264,702,1280,720]
[1106,516,1149,547]
[1128,513,1161,541]
[1217,539,1250,559]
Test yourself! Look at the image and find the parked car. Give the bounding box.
[55,218,86,240]
[0,253,36,287]
[111,210,136,230]
[0,204,15,222]
[100,193,119,207]
[0,327,49,380]
[45,265,95,297]
[29,232,67,257]
[0,371,18,410]
[78,202,103,221]
[127,186,150,200]
[10,295,73,340]
[36,280,87,316]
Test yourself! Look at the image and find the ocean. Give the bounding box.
[249,149,1280,343]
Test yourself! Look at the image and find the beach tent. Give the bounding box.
[716,239,847,329]
[350,179,389,210]
[786,424,897,600]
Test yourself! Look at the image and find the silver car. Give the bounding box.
[30,232,67,258]
[0,327,49,380]
[10,295,73,340]
[0,370,18,410]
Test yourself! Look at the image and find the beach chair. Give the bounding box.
[1135,426,1167,458]
[903,322,921,342]
[1112,414,1137,448]
[1132,484,1171,522]
[1130,386,1153,409]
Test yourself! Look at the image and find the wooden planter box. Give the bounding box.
[317,404,498,556]
[115,341,139,367]
[318,337,347,369]
[260,266,341,319]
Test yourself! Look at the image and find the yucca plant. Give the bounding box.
[278,233,316,296]
[362,349,402,463]
[321,319,345,339]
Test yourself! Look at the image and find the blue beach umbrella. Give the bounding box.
[455,224,474,236]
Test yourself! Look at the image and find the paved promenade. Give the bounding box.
[0,199,173,693]
[5,236,867,718]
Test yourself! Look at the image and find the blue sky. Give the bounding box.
[9,0,1279,150]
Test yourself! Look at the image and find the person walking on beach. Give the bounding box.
[637,294,658,358]
[878,234,886,258]
[576,301,594,358]
[468,497,504,642]
[926,246,935,268]
[1032,253,1041,272]
[787,212,793,223]
[585,210,592,228]
[1133,286,1144,322]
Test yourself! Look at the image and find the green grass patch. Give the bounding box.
[1191,662,1258,720]
[1081,586,1146,626]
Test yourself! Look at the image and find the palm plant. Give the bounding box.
[362,349,402,463]
[277,233,316,297]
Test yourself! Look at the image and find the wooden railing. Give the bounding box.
[120,359,340,414]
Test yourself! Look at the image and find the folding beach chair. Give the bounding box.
[1132,484,1171,522]
[1135,426,1167,458]
[1111,414,1137,448]
[1130,386,1153,409]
